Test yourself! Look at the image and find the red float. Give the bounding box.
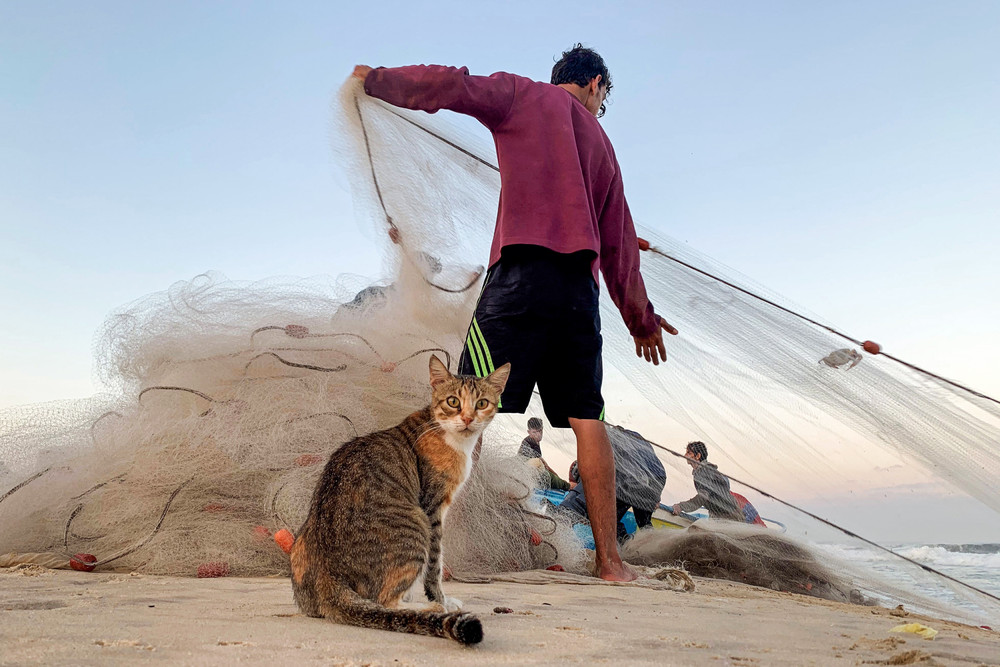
[70,553,97,572]
[294,454,323,467]
[197,561,230,578]
[863,340,882,355]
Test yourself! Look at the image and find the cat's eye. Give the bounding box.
[446,396,460,408]
[476,398,490,410]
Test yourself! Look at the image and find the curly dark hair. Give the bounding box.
[527,417,543,430]
[550,43,612,118]
[687,441,709,462]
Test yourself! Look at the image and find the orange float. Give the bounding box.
[274,528,295,554]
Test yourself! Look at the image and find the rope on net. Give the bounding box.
[0,467,51,507]
[244,351,348,374]
[279,412,359,438]
[70,473,127,501]
[270,482,294,532]
[90,411,124,446]
[67,478,193,570]
[64,504,101,548]
[354,96,483,294]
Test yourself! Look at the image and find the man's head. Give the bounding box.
[527,417,543,442]
[551,43,612,118]
[685,441,708,466]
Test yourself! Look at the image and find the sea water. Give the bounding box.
[892,544,1000,598]
[818,542,1000,625]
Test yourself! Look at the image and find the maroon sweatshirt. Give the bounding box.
[364,65,659,338]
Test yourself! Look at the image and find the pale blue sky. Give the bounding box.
[2,0,998,407]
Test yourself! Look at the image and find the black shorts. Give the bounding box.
[458,245,604,428]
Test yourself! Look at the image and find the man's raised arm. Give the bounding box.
[352,64,516,131]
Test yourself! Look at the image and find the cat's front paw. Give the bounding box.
[442,596,463,612]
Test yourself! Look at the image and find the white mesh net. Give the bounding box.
[2,79,999,628]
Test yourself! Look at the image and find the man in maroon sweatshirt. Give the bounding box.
[352,45,676,582]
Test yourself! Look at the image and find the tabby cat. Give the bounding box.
[291,354,510,644]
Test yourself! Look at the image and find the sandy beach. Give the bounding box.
[1,567,997,666]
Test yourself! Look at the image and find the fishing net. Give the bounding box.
[2,79,999,628]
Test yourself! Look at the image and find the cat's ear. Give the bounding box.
[429,354,452,387]
[485,363,511,394]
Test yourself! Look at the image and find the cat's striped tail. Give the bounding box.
[309,580,483,645]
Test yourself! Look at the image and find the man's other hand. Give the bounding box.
[633,316,678,366]
[352,65,373,80]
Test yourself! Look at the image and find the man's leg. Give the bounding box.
[569,417,636,582]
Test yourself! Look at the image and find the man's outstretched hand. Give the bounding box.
[352,65,373,80]
[633,316,678,366]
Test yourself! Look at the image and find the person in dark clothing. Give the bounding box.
[353,45,680,582]
[671,441,743,521]
[558,460,588,518]
[518,417,544,458]
[518,417,572,491]
[560,426,667,541]
[609,426,667,536]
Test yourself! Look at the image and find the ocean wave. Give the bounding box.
[894,545,1000,568]
[931,543,1000,555]
[817,543,1000,568]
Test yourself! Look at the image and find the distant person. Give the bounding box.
[671,441,743,521]
[559,461,588,519]
[519,417,572,491]
[608,425,667,535]
[560,426,667,541]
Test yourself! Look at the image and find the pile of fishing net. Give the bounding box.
[2,79,1000,628]
[0,271,583,577]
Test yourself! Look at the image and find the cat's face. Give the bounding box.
[428,355,510,438]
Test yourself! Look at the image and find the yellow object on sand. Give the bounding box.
[889,623,938,640]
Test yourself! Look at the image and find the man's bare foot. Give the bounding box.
[597,559,638,582]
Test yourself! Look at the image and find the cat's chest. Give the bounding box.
[417,451,470,508]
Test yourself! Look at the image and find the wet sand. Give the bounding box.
[1,567,998,666]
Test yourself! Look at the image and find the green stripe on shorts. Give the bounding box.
[465,334,483,377]
[470,317,501,407]
[471,318,495,373]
